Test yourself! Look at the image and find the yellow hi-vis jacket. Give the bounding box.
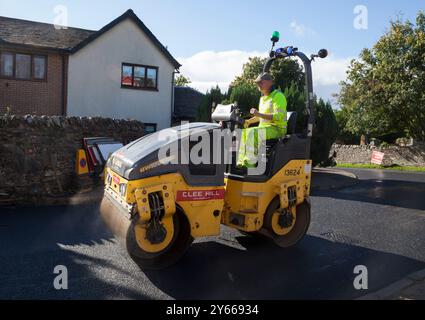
[237,90,288,167]
[258,89,288,136]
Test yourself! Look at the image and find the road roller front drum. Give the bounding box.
[126,208,194,270]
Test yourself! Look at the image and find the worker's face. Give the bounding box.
[257,79,273,94]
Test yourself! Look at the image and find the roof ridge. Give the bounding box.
[0,15,97,33]
[71,9,181,68]
[0,9,180,68]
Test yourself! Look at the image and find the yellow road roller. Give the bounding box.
[100,34,328,269]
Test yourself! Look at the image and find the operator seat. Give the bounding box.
[228,112,300,179]
[266,111,298,150]
[286,111,298,135]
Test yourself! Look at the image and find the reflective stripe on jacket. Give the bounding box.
[258,89,288,131]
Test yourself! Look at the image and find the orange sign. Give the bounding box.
[75,149,89,175]
[371,151,385,165]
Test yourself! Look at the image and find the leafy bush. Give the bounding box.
[334,109,360,144]
[311,98,338,166]
[196,85,227,122]
[379,141,389,149]
[228,83,261,116]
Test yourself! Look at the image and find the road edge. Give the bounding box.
[312,168,359,191]
[357,268,425,300]
[313,167,358,179]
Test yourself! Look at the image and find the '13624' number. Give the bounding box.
[285,169,301,176]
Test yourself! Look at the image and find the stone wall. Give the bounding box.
[0,115,144,205]
[331,144,425,166]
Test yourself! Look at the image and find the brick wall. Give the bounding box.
[0,53,67,116]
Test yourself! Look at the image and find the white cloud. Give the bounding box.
[290,21,316,37]
[312,55,353,87]
[177,50,353,103]
[312,55,353,104]
[177,50,266,93]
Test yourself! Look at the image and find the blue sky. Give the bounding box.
[1,0,424,102]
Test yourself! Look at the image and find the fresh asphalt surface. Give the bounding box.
[0,168,424,299]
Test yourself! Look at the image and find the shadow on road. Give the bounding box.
[0,246,150,299]
[1,197,424,299]
[313,178,425,211]
[144,234,425,300]
[0,203,113,252]
[0,204,150,299]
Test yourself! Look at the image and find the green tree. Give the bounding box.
[228,82,261,115]
[228,56,305,116]
[197,97,211,122]
[196,85,226,122]
[334,109,360,144]
[231,57,305,90]
[209,85,225,106]
[283,82,307,132]
[338,11,425,140]
[175,74,191,87]
[311,99,338,166]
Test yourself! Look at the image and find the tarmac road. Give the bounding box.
[0,168,424,300]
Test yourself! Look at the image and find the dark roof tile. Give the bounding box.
[0,16,95,50]
[0,9,180,68]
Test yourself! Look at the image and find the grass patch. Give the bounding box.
[335,163,425,172]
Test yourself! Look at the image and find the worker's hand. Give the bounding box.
[250,108,259,116]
